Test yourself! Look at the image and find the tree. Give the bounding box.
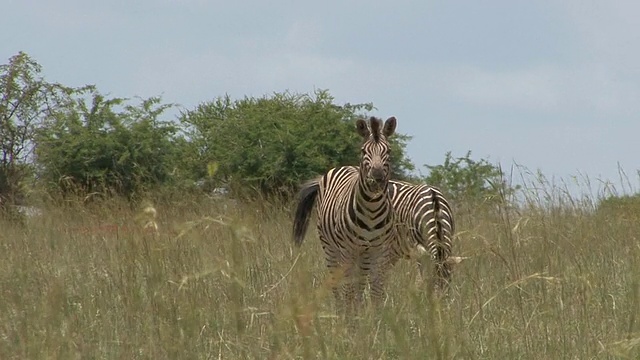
[35,90,181,200]
[0,52,75,208]
[422,151,518,205]
[180,89,414,197]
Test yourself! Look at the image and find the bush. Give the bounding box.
[35,90,183,201]
[180,89,414,197]
[596,193,640,223]
[422,151,519,206]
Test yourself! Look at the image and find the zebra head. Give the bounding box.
[355,116,397,194]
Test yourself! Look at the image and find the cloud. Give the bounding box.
[444,65,561,110]
[284,20,323,53]
[441,63,640,119]
[26,1,121,31]
[563,1,640,64]
[128,47,356,112]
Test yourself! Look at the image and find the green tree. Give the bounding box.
[422,151,518,205]
[180,89,414,197]
[0,52,76,208]
[35,90,181,200]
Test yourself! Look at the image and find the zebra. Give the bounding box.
[292,116,411,313]
[388,180,459,291]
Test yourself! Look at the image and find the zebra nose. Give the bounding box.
[369,168,385,182]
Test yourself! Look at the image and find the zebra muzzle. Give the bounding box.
[369,168,385,182]
[366,177,385,192]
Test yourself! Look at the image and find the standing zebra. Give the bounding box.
[388,180,457,290]
[293,116,409,312]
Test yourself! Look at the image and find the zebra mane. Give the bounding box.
[369,117,382,142]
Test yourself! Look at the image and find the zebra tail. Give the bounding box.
[431,189,445,250]
[292,179,320,246]
[431,188,454,284]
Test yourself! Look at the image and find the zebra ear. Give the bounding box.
[355,119,370,138]
[383,117,397,137]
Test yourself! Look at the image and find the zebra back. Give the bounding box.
[388,180,455,285]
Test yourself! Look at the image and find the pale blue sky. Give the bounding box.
[3,0,639,194]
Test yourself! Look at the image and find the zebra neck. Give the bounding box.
[346,182,390,235]
[352,180,389,218]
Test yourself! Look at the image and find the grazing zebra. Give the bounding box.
[292,116,410,312]
[388,180,457,290]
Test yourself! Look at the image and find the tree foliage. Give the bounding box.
[422,151,518,205]
[35,90,181,200]
[2,52,419,203]
[180,90,414,197]
[0,52,75,207]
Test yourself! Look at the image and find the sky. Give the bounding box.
[3,0,639,196]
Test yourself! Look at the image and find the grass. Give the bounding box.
[0,181,639,359]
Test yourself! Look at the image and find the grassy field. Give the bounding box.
[1,184,639,359]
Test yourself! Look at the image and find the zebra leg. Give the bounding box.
[327,263,347,313]
[434,259,452,293]
[369,266,389,309]
[416,256,427,285]
[328,262,364,316]
[344,260,368,315]
[432,239,453,293]
[342,277,366,316]
[416,255,452,294]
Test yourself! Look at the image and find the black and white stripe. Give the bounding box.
[293,116,402,311]
[388,180,456,290]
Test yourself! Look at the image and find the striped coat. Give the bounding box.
[293,117,404,311]
[388,180,456,290]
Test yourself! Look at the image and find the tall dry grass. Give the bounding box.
[0,178,639,359]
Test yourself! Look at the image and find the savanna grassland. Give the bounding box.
[1,185,639,359]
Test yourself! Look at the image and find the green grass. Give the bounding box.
[0,187,639,359]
